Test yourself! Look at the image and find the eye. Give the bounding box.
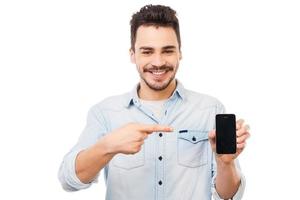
[163,50,174,54]
[142,51,152,55]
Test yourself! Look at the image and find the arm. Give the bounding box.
[215,160,241,199]
[209,119,250,199]
[75,123,173,183]
[58,107,108,191]
[58,103,173,191]
[75,135,116,184]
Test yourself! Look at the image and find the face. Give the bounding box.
[130,25,182,91]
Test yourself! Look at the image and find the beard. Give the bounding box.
[139,64,177,91]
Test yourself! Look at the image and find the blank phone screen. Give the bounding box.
[216,114,236,154]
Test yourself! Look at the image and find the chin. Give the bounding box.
[144,77,174,91]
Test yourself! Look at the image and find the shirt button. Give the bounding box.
[158,156,163,161]
[159,133,163,137]
[158,180,162,185]
[192,136,196,141]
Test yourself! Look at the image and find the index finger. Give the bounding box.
[236,119,245,129]
[138,124,173,133]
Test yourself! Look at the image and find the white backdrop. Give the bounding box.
[0,0,299,199]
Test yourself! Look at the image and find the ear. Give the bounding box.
[179,50,182,60]
[129,48,136,64]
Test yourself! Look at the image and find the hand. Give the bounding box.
[209,119,250,164]
[104,123,173,155]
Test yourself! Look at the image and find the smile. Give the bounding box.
[149,70,167,75]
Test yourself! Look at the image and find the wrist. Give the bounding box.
[97,134,118,155]
[216,158,235,168]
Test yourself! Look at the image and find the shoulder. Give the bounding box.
[89,92,130,113]
[184,89,225,110]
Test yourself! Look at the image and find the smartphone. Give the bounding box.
[216,114,236,154]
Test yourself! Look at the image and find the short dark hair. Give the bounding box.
[130,4,181,51]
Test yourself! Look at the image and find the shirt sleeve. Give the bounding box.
[210,101,246,199]
[58,105,108,191]
[211,159,246,200]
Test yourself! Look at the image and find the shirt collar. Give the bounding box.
[124,79,186,108]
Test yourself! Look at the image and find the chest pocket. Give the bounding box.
[112,145,145,170]
[177,130,209,168]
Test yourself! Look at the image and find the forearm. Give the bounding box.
[75,135,116,184]
[215,160,241,199]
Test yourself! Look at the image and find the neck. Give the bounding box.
[138,79,177,101]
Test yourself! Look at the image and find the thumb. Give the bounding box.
[208,129,216,151]
[208,129,216,140]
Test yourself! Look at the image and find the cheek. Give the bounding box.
[136,59,151,72]
[166,55,180,65]
[136,63,146,73]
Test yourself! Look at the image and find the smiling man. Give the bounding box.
[58,4,250,200]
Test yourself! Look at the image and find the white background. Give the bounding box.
[0,0,299,199]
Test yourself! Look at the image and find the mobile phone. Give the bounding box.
[216,114,236,154]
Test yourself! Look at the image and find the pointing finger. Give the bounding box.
[138,124,173,133]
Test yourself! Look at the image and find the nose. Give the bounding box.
[151,54,166,67]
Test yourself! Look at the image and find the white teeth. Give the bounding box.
[152,70,166,75]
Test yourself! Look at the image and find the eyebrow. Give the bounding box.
[139,47,154,51]
[162,45,176,50]
[139,45,176,51]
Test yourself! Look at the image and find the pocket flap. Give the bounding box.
[178,130,209,144]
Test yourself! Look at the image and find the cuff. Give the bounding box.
[211,172,246,200]
[58,149,94,191]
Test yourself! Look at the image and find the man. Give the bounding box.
[58,4,250,200]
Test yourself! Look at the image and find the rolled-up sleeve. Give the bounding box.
[211,101,246,199]
[211,159,246,200]
[58,148,94,191]
[58,105,108,191]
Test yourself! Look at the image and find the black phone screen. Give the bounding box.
[216,114,236,154]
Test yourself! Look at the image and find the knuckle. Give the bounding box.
[138,135,144,141]
[134,146,141,153]
[150,126,156,132]
[131,144,142,153]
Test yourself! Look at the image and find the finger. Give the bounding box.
[244,124,250,131]
[208,129,216,151]
[236,125,249,136]
[237,132,250,143]
[143,134,148,140]
[208,129,216,140]
[130,142,144,154]
[237,142,246,149]
[136,133,148,141]
[236,119,245,130]
[138,124,173,133]
[141,133,148,140]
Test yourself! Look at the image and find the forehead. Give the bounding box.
[135,25,179,49]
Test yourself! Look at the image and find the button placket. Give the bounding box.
[155,97,176,199]
[156,119,166,199]
[156,130,164,197]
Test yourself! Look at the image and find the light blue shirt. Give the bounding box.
[58,81,246,200]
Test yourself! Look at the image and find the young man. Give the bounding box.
[58,4,250,200]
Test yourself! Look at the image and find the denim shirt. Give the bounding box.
[58,81,246,200]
